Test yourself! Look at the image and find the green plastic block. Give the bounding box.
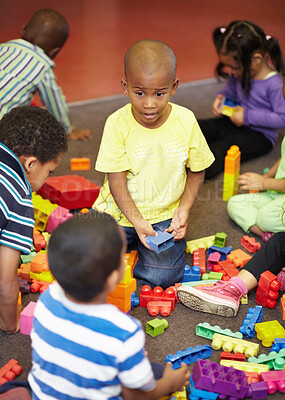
[146,318,168,337]
[248,348,285,370]
[182,279,218,287]
[214,232,227,248]
[202,271,223,280]
[196,322,243,340]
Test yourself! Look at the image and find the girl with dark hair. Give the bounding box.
[199,20,285,179]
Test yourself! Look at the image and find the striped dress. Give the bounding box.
[0,142,34,254]
[28,282,156,400]
[0,39,71,133]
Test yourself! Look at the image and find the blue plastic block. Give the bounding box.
[182,265,201,283]
[146,231,174,253]
[131,292,139,308]
[224,97,241,108]
[188,376,218,400]
[240,306,263,338]
[271,338,285,352]
[207,245,232,260]
[165,344,213,369]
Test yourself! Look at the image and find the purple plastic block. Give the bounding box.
[46,206,73,233]
[20,301,37,335]
[249,381,268,400]
[192,359,249,400]
[188,376,218,400]
[18,277,30,294]
[260,370,285,394]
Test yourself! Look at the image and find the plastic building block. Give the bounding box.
[260,370,285,394]
[220,359,269,374]
[38,175,101,209]
[119,263,132,285]
[70,157,91,170]
[109,277,136,301]
[185,235,215,254]
[192,358,249,399]
[32,193,58,231]
[212,259,239,281]
[219,351,246,362]
[255,270,281,308]
[271,338,285,352]
[46,205,73,233]
[239,306,263,338]
[187,376,218,400]
[223,145,241,201]
[139,285,176,310]
[146,318,168,337]
[255,320,285,347]
[240,294,248,304]
[207,251,221,270]
[248,348,285,370]
[125,250,138,277]
[244,371,260,384]
[196,322,243,340]
[241,236,261,253]
[173,388,187,400]
[181,265,201,282]
[277,268,285,291]
[202,271,223,280]
[220,97,241,117]
[182,279,218,287]
[207,245,232,261]
[30,252,49,273]
[131,292,139,308]
[165,345,212,369]
[107,297,131,313]
[227,248,252,268]
[147,301,171,317]
[248,381,268,400]
[213,232,227,248]
[30,279,51,294]
[20,247,37,264]
[30,270,54,283]
[280,294,285,320]
[18,263,32,282]
[33,228,46,252]
[0,359,23,385]
[20,301,37,335]
[18,277,30,294]
[193,248,206,275]
[146,231,174,253]
[211,333,259,358]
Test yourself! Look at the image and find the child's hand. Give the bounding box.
[163,363,190,393]
[68,127,92,141]
[166,208,189,240]
[230,106,244,126]
[238,172,265,191]
[134,220,157,249]
[212,94,224,116]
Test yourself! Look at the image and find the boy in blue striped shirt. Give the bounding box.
[0,8,91,141]
[0,105,67,333]
[28,212,190,400]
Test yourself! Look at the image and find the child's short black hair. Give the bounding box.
[48,211,124,302]
[0,106,67,163]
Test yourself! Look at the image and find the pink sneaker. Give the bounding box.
[177,280,245,317]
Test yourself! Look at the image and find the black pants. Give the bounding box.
[243,232,285,281]
[198,117,273,180]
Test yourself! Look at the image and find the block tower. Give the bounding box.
[223,145,241,201]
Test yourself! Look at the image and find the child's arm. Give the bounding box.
[166,169,204,240]
[0,245,21,333]
[108,172,156,247]
[121,363,190,400]
[238,158,285,192]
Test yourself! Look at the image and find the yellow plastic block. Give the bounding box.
[240,294,248,304]
[255,320,285,347]
[212,333,259,358]
[220,359,269,373]
[186,235,215,254]
[30,270,54,283]
[119,264,132,285]
[223,171,239,201]
[32,193,58,231]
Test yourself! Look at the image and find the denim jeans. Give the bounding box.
[123,219,186,288]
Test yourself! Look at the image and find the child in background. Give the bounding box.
[0,106,67,333]
[93,39,214,289]
[28,212,190,400]
[0,8,91,141]
[198,20,285,179]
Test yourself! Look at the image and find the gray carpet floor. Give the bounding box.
[1,79,284,399]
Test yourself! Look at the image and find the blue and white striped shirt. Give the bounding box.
[0,142,34,254]
[0,39,71,133]
[28,283,156,400]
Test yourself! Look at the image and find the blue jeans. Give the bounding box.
[124,219,186,288]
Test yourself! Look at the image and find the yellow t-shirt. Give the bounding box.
[93,103,214,226]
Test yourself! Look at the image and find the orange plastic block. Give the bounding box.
[0,359,22,385]
[281,294,285,320]
[18,291,22,306]
[108,277,136,300]
[125,250,138,277]
[18,263,31,282]
[33,228,46,252]
[70,157,91,171]
[193,248,206,275]
[107,297,131,313]
[227,249,252,268]
[30,252,49,273]
[224,145,241,175]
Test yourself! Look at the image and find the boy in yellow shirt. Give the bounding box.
[94,39,214,288]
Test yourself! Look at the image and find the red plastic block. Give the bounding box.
[193,248,206,275]
[30,279,50,294]
[38,175,101,209]
[139,285,176,310]
[241,236,261,253]
[147,301,171,316]
[260,370,285,394]
[255,270,280,308]
[212,259,239,281]
[168,283,182,303]
[219,351,246,362]
[0,359,22,385]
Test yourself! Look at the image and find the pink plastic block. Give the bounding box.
[260,370,285,394]
[207,251,221,270]
[46,206,73,233]
[20,301,37,335]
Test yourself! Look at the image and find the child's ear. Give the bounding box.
[47,47,61,60]
[252,52,263,66]
[121,78,129,96]
[171,78,179,96]
[18,155,38,174]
